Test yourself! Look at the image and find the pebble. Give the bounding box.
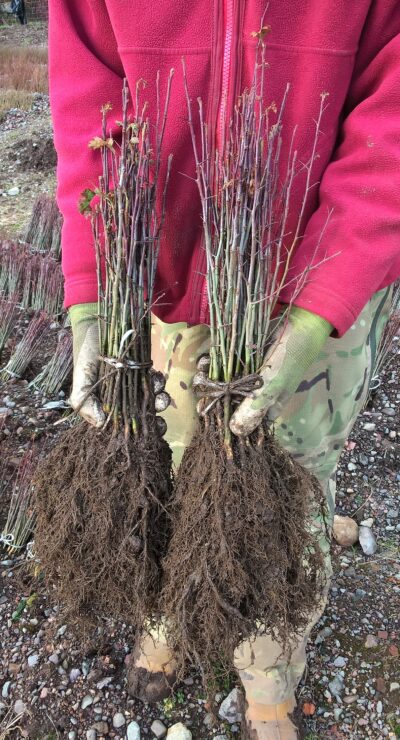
[48,653,59,665]
[27,654,39,668]
[328,675,344,698]
[92,722,109,734]
[68,733,77,740]
[214,736,228,740]
[333,515,359,547]
[113,712,126,729]
[151,720,167,739]
[382,406,395,416]
[218,688,243,724]
[14,699,27,715]
[387,508,399,518]
[81,694,94,709]
[333,656,346,668]
[363,422,376,431]
[69,668,81,682]
[365,634,379,648]
[96,676,113,689]
[359,526,377,555]
[2,681,11,699]
[347,462,357,472]
[86,731,96,740]
[7,186,20,196]
[359,453,369,466]
[166,722,192,739]
[360,517,374,528]
[390,683,399,692]
[127,721,141,740]
[376,700,383,714]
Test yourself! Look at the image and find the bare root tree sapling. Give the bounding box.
[34,75,174,629]
[162,42,329,687]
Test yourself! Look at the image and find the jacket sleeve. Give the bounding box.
[49,0,125,308]
[280,2,400,336]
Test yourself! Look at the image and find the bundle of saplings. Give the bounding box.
[34,75,174,627]
[162,43,328,683]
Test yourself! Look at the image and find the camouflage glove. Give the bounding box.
[69,303,170,428]
[230,306,333,436]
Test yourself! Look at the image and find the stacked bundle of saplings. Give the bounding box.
[162,42,328,684]
[34,75,175,628]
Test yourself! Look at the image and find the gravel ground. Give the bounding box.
[0,20,47,47]
[0,18,399,740]
[0,329,398,740]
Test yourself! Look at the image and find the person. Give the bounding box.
[11,0,26,25]
[49,2,400,737]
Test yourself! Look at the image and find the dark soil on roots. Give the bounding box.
[33,421,172,630]
[162,416,328,687]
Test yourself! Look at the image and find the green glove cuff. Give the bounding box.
[69,302,99,359]
[287,306,333,365]
[69,302,98,332]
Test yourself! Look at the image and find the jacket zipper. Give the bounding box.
[199,0,235,323]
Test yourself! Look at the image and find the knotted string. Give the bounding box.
[192,370,263,416]
[99,356,153,371]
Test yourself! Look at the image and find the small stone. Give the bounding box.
[388,645,398,657]
[69,668,81,683]
[333,515,359,547]
[333,707,343,721]
[382,406,395,416]
[328,676,344,698]
[390,682,399,692]
[218,688,243,724]
[387,509,399,519]
[14,699,27,716]
[27,654,39,668]
[359,453,368,466]
[127,721,141,740]
[7,186,20,196]
[214,736,228,740]
[2,681,11,699]
[360,518,374,528]
[363,423,376,431]
[48,653,59,665]
[86,732,96,740]
[151,720,167,739]
[378,630,388,640]
[96,676,113,689]
[376,678,386,693]
[92,722,109,734]
[40,687,48,699]
[166,722,192,739]
[347,462,357,472]
[68,733,77,740]
[343,695,358,704]
[81,694,94,709]
[365,634,379,648]
[333,656,346,668]
[359,525,377,555]
[113,712,126,729]
[376,700,383,714]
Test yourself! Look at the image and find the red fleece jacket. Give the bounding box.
[50,0,400,336]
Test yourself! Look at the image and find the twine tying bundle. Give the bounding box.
[100,356,153,371]
[192,370,263,415]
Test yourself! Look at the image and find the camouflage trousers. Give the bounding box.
[152,288,390,709]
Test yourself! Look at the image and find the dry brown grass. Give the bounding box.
[0,89,35,121]
[0,45,48,93]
